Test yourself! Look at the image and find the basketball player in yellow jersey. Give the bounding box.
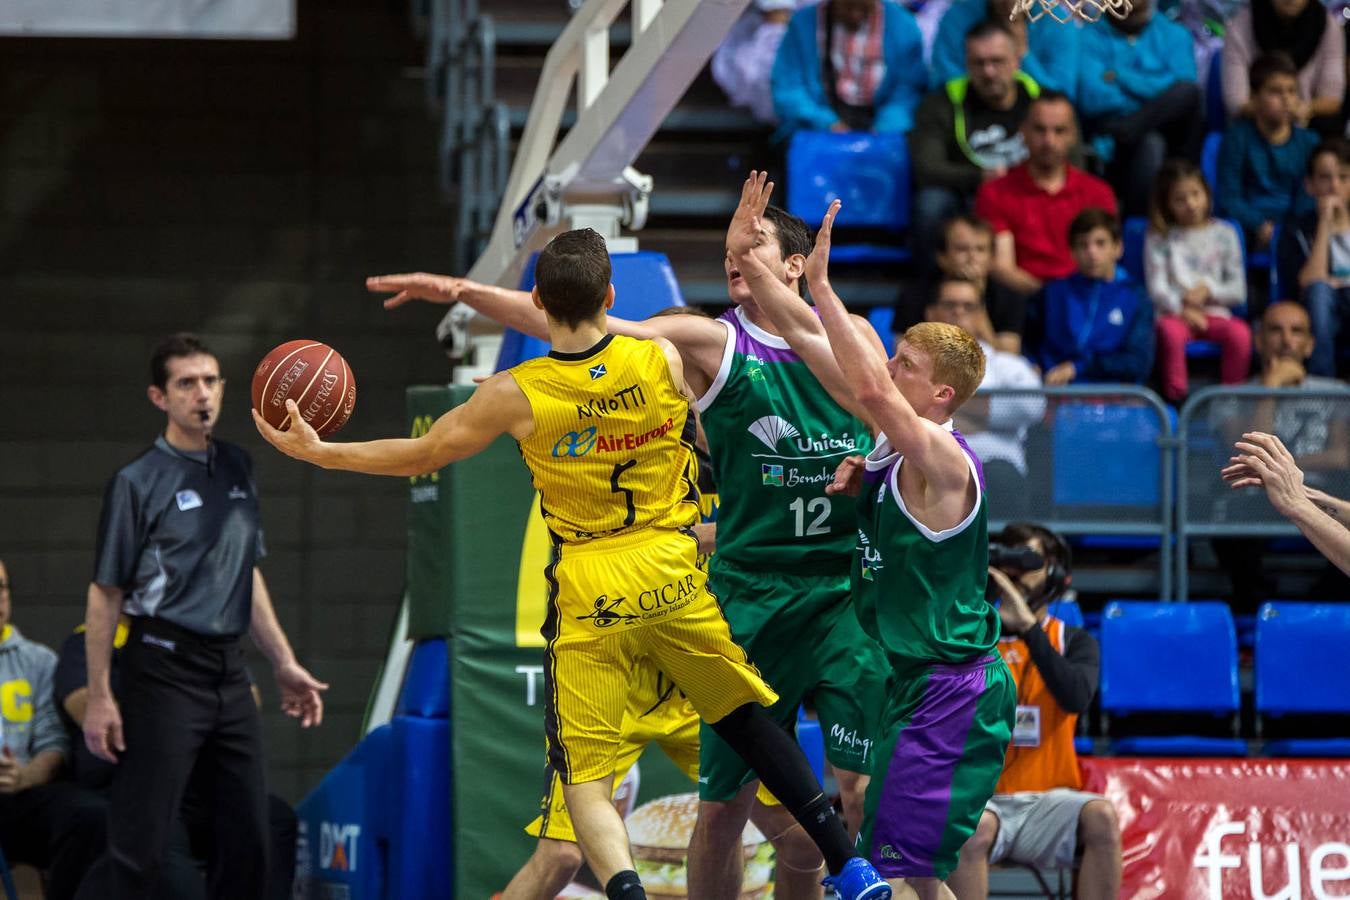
[253,229,891,900]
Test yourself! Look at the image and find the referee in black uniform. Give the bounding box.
[82,334,328,899]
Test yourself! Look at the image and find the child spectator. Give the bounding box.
[1146,159,1252,402]
[770,0,927,143]
[1216,53,1320,250]
[1276,138,1350,376]
[1030,208,1154,386]
[1221,0,1345,135]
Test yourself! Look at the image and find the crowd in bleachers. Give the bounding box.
[712,0,1350,404]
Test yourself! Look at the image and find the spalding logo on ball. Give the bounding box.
[251,340,356,437]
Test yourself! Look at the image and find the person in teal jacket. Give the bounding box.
[770,0,927,143]
[928,0,1081,100]
[1076,2,1201,216]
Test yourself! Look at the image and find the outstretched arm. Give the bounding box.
[253,371,533,477]
[1223,431,1350,577]
[726,172,886,428]
[808,231,971,488]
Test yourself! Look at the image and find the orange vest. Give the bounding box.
[994,615,1083,794]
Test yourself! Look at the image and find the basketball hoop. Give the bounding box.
[1011,0,1132,22]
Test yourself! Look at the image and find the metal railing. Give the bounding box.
[422,0,512,272]
[1176,384,1350,601]
[967,386,1177,599]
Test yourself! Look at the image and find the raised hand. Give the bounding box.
[1228,431,1309,518]
[804,199,842,290]
[726,171,775,260]
[366,273,467,309]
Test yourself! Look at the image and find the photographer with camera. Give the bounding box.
[948,523,1121,900]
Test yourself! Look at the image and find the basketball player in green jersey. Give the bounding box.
[368,209,891,899]
[729,172,1016,900]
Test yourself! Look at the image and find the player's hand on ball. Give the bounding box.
[827,454,866,497]
[366,272,467,308]
[253,399,322,462]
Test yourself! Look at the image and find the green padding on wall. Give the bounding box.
[405,385,535,640]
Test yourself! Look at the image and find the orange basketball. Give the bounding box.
[251,340,356,437]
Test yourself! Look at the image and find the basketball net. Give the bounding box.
[1011,0,1132,23]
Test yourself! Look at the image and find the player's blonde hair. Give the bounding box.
[901,322,986,413]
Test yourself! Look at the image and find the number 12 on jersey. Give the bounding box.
[789,496,831,537]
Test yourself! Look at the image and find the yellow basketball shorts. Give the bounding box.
[527,657,701,841]
[542,527,777,784]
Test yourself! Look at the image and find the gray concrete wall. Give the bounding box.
[1,0,456,800]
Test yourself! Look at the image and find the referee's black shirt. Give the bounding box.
[93,436,265,637]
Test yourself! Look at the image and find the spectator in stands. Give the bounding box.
[1276,138,1350,376]
[1075,0,1201,217]
[0,558,106,900]
[948,523,1121,900]
[770,0,927,142]
[928,0,1080,99]
[925,277,1044,519]
[1221,0,1345,135]
[713,0,802,125]
[54,618,299,900]
[976,92,1117,297]
[1029,208,1155,386]
[1225,432,1350,579]
[1145,159,1252,402]
[1216,53,1320,251]
[910,20,1039,283]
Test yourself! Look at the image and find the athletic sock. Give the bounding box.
[709,703,857,874]
[605,870,647,899]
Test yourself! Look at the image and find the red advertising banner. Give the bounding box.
[1079,758,1350,900]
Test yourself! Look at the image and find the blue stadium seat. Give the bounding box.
[1045,598,1085,628]
[796,706,826,784]
[868,306,896,356]
[1100,601,1246,755]
[1256,602,1350,756]
[1052,403,1162,507]
[496,250,685,370]
[785,130,911,264]
[1074,735,1095,756]
[1200,131,1222,193]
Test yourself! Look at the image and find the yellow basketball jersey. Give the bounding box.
[511,334,700,544]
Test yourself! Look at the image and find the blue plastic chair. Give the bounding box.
[796,706,826,784]
[785,130,911,264]
[1200,131,1223,193]
[496,250,685,370]
[1045,598,1085,628]
[0,845,17,900]
[1052,403,1163,508]
[1100,601,1246,755]
[1255,602,1350,756]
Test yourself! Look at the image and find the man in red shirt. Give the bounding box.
[975,92,1118,296]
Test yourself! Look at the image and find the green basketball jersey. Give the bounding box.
[852,425,1000,673]
[697,307,872,572]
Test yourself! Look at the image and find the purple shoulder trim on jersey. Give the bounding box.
[951,428,986,493]
[720,309,801,364]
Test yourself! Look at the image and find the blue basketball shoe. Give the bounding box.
[822,857,892,900]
